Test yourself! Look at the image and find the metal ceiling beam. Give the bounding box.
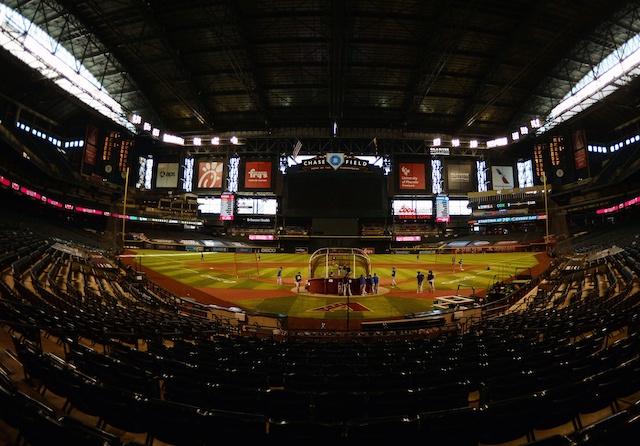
[182,135,487,158]
[326,0,351,134]
[32,0,162,128]
[403,1,471,128]
[517,2,640,129]
[124,0,213,129]
[48,0,211,130]
[196,0,271,132]
[453,6,542,134]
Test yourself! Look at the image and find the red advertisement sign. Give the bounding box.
[244,161,272,189]
[398,163,426,190]
[572,130,588,170]
[83,125,99,166]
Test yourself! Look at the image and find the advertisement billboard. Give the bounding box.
[244,161,272,189]
[398,162,427,191]
[392,199,433,219]
[491,165,515,190]
[156,162,179,188]
[445,160,474,193]
[197,160,224,189]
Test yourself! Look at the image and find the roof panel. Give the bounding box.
[2,0,640,142]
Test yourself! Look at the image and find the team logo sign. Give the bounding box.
[326,153,344,170]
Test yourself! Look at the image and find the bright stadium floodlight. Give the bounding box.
[162,134,184,145]
[486,137,508,148]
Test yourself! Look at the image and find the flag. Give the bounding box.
[292,139,302,158]
[366,137,379,155]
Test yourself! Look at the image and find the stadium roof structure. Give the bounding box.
[3,0,640,153]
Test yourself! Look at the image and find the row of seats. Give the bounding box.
[1,222,640,444]
[0,366,138,446]
[9,332,640,445]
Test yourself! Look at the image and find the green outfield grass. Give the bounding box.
[124,249,547,322]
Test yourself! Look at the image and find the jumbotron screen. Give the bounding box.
[283,170,389,218]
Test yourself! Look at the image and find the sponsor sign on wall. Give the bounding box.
[398,163,426,190]
[84,125,99,166]
[156,162,179,188]
[198,160,224,189]
[244,161,272,188]
[572,130,588,170]
[392,199,433,219]
[491,165,515,190]
[445,161,473,193]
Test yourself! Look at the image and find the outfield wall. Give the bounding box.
[125,235,550,256]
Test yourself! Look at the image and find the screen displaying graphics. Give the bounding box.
[197,197,221,214]
[398,162,427,191]
[597,194,640,214]
[198,160,224,189]
[243,161,272,189]
[236,197,277,215]
[249,234,274,241]
[156,162,179,188]
[491,165,515,190]
[449,199,471,216]
[220,193,234,221]
[396,235,422,242]
[392,199,433,219]
[445,160,474,193]
[435,195,450,222]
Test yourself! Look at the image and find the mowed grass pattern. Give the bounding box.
[124,249,545,321]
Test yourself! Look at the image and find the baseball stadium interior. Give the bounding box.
[2,1,640,445]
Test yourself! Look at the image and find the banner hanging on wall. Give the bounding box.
[491,165,514,190]
[244,161,272,188]
[398,162,427,190]
[197,160,224,189]
[156,162,179,188]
